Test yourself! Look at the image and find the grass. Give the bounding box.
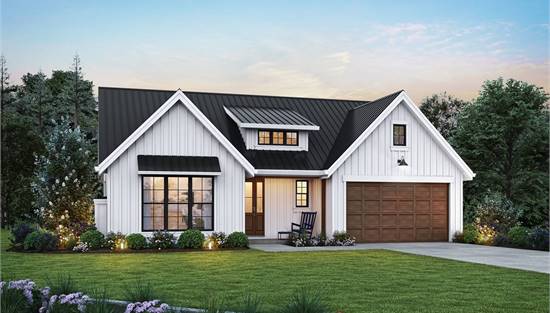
[1,230,548,313]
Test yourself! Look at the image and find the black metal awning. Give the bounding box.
[137,155,221,175]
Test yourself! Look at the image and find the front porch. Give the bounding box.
[244,177,325,239]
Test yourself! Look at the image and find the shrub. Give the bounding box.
[280,290,330,313]
[73,242,89,253]
[149,231,175,250]
[123,281,162,303]
[493,233,510,247]
[225,231,249,248]
[64,236,79,251]
[288,233,311,247]
[80,230,105,250]
[462,224,478,244]
[328,231,355,246]
[207,232,227,248]
[126,233,147,250]
[508,226,530,248]
[468,192,522,232]
[104,232,126,250]
[453,231,465,243]
[476,224,496,245]
[10,222,38,249]
[177,229,205,249]
[23,230,58,251]
[529,227,549,251]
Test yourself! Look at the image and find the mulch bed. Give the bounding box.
[6,247,249,254]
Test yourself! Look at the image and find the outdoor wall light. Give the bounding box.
[397,156,408,166]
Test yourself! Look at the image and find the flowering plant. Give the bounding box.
[72,242,89,253]
[124,300,170,313]
[3,279,36,304]
[39,292,90,313]
[148,231,175,250]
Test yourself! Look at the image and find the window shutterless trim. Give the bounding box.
[295,180,309,208]
[141,175,214,232]
[393,124,407,146]
[257,130,299,146]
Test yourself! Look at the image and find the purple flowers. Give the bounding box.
[124,300,170,313]
[39,291,90,313]
[5,279,36,304]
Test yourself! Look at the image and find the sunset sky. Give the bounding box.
[2,0,548,103]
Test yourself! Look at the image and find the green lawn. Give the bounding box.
[1,231,548,313]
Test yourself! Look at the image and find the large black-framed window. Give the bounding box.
[257,130,299,146]
[393,124,407,146]
[295,180,309,207]
[142,176,214,231]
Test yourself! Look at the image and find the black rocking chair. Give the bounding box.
[278,211,317,240]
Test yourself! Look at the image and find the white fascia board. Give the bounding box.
[138,171,221,176]
[96,90,256,176]
[223,106,320,131]
[255,169,327,177]
[400,92,475,180]
[343,175,455,183]
[240,123,319,131]
[325,91,475,180]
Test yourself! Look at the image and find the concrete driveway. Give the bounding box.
[250,242,550,274]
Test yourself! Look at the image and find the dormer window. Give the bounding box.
[258,130,299,146]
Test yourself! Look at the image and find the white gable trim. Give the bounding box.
[223,106,320,131]
[325,91,475,180]
[95,90,255,175]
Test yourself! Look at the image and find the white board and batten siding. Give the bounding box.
[102,103,246,235]
[240,128,309,151]
[263,178,322,238]
[326,101,465,241]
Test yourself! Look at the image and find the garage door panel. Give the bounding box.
[432,214,447,228]
[365,200,380,213]
[365,214,380,227]
[381,228,399,241]
[381,214,397,227]
[346,182,448,243]
[398,214,414,227]
[347,200,363,214]
[347,214,363,229]
[398,201,414,212]
[381,200,397,212]
[415,214,431,227]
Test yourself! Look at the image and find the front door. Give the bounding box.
[245,178,264,236]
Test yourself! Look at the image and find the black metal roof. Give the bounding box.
[98,87,401,170]
[137,155,221,172]
[225,106,317,127]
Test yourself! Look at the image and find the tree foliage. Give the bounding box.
[452,78,549,227]
[32,118,97,236]
[420,92,469,139]
[1,55,98,227]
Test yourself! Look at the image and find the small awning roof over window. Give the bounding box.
[224,106,320,130]
[137,155,221,175]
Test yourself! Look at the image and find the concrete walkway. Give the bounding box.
[250,242,550,274]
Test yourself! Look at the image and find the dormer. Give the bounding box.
[224,106,319,151]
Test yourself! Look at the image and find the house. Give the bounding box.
[94,87,474,242]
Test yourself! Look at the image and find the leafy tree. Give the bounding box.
[420,92,469,139]
[17,72,53,132]
[32,118,97,236]
[452,78,549,227]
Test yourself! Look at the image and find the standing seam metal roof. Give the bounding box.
[98,87,400,171]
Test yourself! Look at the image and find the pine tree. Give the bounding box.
[32,118,98,236]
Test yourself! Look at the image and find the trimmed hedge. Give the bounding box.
[225,232,249,248]
[177,229,205,249]
[23,230,58,251]
[80,230,105,250]
[126,233,147,250]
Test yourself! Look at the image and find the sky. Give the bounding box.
[1,0,548,103]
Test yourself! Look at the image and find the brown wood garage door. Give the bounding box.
[346,182,448,242]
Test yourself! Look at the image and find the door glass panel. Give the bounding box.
[257,197,263,213]
[245,198,253,213]
[245,182,252,198]
[256,182,263,197]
